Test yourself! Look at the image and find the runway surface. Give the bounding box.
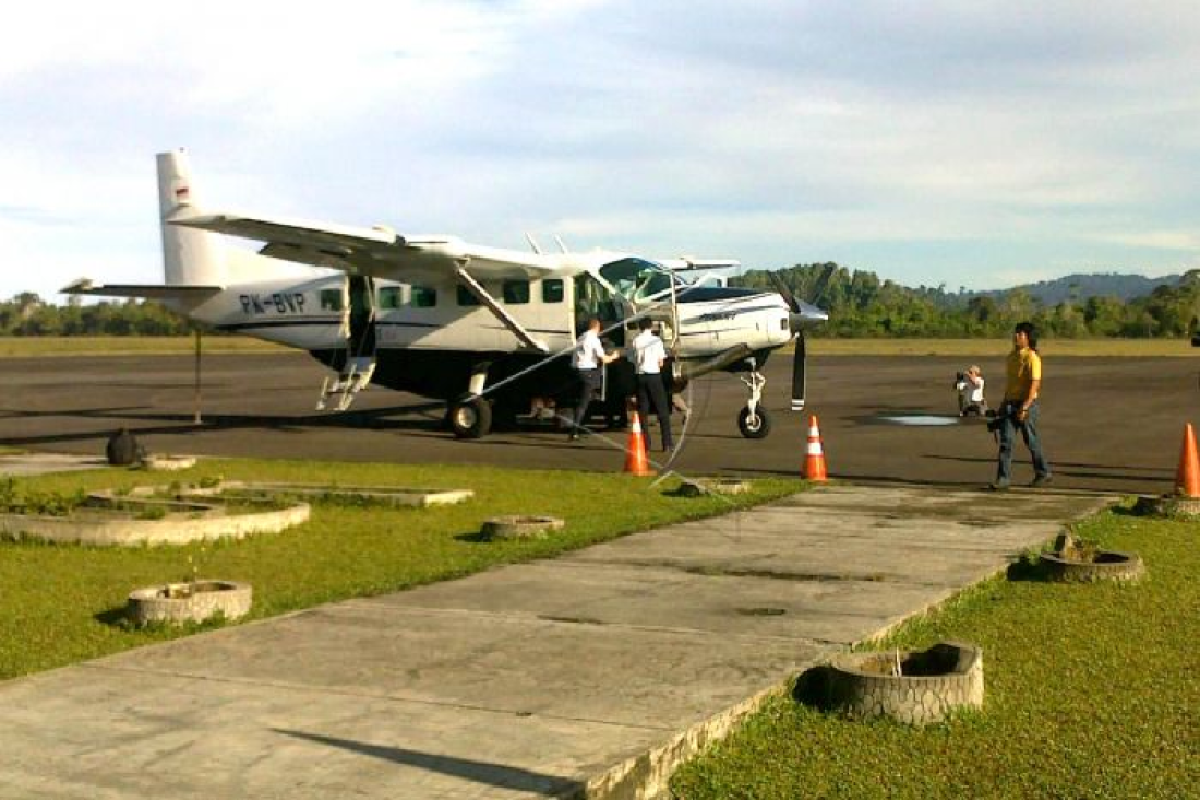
[1,350,1196,494]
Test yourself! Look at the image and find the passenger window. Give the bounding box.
[411,287,436,307]
[320,288,343,312]
[378,286,402,309]
[503,280,530,304]
[456,285,481,306]
[542,279,564,304]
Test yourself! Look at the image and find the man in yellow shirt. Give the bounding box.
[992,321,1052,490]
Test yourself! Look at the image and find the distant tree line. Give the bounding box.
[4,263,1200,339]
[0,294,190,336]
[734,264,1200,339]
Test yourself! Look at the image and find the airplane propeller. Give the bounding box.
[766,267,834,413]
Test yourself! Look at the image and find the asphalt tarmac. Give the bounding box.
[1,350,1196,494]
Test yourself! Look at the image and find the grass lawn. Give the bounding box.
[803,338,1200,357]
[0,336,285,358]
[0,459,801,680]
[670,504,1200,799]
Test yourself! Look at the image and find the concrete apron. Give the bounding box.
[0,452,109,477]
[0,485,1111,800]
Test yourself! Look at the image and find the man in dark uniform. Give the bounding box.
[631,318,672,452]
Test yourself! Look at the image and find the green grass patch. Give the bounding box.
[670,504,1200,799]
[0,336,286,358]
[0,460,800,680]
[801,338,1200,357]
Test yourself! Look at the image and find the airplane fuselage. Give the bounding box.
[175,266,794,411]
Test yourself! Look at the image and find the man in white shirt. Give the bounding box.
[631,317,673,452]
[957,364,987,417]
[569,318,618,440]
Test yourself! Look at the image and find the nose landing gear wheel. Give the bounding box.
[738,405,771,438]
[449,395,493,438]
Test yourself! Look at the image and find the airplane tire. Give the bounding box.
[738,406,771,439]
[450,395,492,439]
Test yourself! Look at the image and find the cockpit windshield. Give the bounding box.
[599,257,676,304]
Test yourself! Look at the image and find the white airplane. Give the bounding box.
[64,150,828,439]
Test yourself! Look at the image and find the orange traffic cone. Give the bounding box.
[804,415,828,482]
[1176,422,1200,497]
[624,410,655,476]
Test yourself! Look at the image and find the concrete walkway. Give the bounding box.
[0,452,108,477]
[0,485,1110,800]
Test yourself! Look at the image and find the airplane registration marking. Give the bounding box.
[239,293,306,315]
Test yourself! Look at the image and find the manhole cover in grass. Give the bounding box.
[127,580,253,625]
[1037,532,1145,583]
[1134,494,1200,518]
[481,514,565,540]
[805,640,984,726]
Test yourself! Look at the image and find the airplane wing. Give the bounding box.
[170,213,556,281]
[60,279,222,301]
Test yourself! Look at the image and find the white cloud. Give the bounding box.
[2,0,1200,297]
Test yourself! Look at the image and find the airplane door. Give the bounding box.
[317,275,377,411]
[347,275,376,358]
[573,274,625,345]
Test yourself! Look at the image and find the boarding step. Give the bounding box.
[316,357,376,411]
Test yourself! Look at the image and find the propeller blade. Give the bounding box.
[765,270,801,313]
[808,263,838,309]
[791,332,806,412]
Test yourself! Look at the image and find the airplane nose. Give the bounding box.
[790,304,828,329]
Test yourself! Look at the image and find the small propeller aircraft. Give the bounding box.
[64,150,828,438]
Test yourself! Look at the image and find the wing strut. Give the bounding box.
[454,265,549,353]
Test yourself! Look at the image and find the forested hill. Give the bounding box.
[734,263,1200,338]
[975,273,1181,305]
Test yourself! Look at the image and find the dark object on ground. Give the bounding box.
[985,407,1010,433]
[105,428,141,466]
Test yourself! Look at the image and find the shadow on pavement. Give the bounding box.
[273,729,581,796]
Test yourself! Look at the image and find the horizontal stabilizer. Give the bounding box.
[60,279,222,301]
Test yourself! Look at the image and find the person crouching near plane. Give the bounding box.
[631,318,673,452]
[569,318,619,441]
[990,321,1053,490]
[956,365,987,417]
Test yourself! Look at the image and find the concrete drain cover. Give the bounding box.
[1040,533,1144,583]
[481,515,565,540]
[878,415,962,426]
[803,640,984,726]
[0,487,309,546]
[126,580,253,625]
[139,454,197,471]
[1134,494,1200,518]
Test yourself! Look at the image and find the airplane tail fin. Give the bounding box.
[158,148,228,288]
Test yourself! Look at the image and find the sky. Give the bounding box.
[1,0,1198,301]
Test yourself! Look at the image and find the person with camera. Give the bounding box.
[990,321,1052,490]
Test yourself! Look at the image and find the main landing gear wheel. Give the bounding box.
[738,405,771,438]
[449,394,492,439]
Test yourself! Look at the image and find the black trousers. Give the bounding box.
[572,369,603,430]
[637,373,672,451]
